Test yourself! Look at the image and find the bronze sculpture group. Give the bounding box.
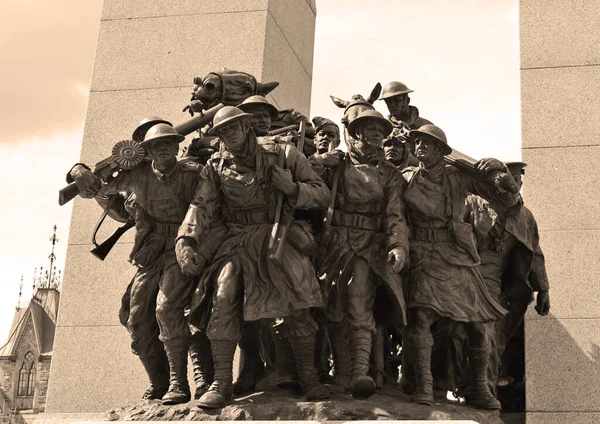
[61,70,550,413]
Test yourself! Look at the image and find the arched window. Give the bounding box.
[27,362,36,396]
[17,352,35,397]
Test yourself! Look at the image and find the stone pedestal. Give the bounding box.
[520,1,600,422]
[45,0,316,413]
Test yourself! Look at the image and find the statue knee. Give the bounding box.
[408,308,436,336]
[215,261,242,302]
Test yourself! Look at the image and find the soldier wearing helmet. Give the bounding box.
[68,120,222,405]
[238,95,279,136]
[176,106,331,408]
[316,109,410,399]
[379,81,432,170]
[379,81,432,130]
[399,124,520,410]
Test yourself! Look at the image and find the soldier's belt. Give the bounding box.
[225,208,274,225]
[151,222,180,238]
[331,210,382,231]
[410,227,454,242]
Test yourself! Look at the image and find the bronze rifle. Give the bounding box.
[269,121,306,265]
[443,150,520,194]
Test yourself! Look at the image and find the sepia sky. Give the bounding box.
[0,0,520,342]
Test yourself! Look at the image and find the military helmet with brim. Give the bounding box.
[238,95,278,121]
[505,161,527,176]
[409,124,452,155]
[379,81,414,100]
[142,123,185,146]
[208,106,253,136]
[347,109,393,140]
[132,116,173,143]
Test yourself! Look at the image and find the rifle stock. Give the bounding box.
[269,121,306,265]
[90,219,135,261]
[443,153,520,194]
[58,103,225,206]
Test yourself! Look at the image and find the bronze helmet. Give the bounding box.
[347,110,393,140]
[132,116,173,143]
[208,106,253,135]
[238,95,279,120]
[409,124,452,155]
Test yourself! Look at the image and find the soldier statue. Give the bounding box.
[401,124,519,410]
[316,109,409,399]
[68,121,216,405]
[176,106,331,408]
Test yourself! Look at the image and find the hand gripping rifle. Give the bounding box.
[443,150,520,194]
[268,121,306,265]
[57,102,225,206]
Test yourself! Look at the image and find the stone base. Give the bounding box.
[101,386,507,423]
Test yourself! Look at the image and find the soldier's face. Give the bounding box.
[218,120,247,153]
[147,139,178,165]
[249,107,272,136]
[385,94,410,117]
[315,125,340,153]
[415,138,443,163]
[357,121,385,147]
[384,140,406,164]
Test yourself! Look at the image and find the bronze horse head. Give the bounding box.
[330,83,382,145]
[184,69,279,116]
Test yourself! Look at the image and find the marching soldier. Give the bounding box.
[176,106,331,408]
[401,124,519,410]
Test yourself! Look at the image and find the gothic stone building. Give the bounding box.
[0,288,59,413]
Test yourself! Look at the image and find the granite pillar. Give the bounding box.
[520,0,600,422]
[45,0,316,413]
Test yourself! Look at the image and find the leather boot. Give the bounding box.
[138,351,170,400]
[198,340,236,409]
[273,322,299,390]
[328,321,351,393]
[233,321,265,395]
[466,347,502,410]
[407,333,434,405]
[349,328,376,399]
[289,336,330,401]
[189,332,214,399]
[161,346,191,405]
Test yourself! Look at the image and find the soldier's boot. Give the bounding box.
[273,323,299,390]
[232,323,265,395]
[161,347,191,405]
[466,348,502,410]
[289,336,330,401]
[197,340,236,409]
[349,329,376,399]
[189,333,214,399]
[138,352,170,400]
[407,334,434,406]
[372,326,386,390]
[328,322,351,393]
